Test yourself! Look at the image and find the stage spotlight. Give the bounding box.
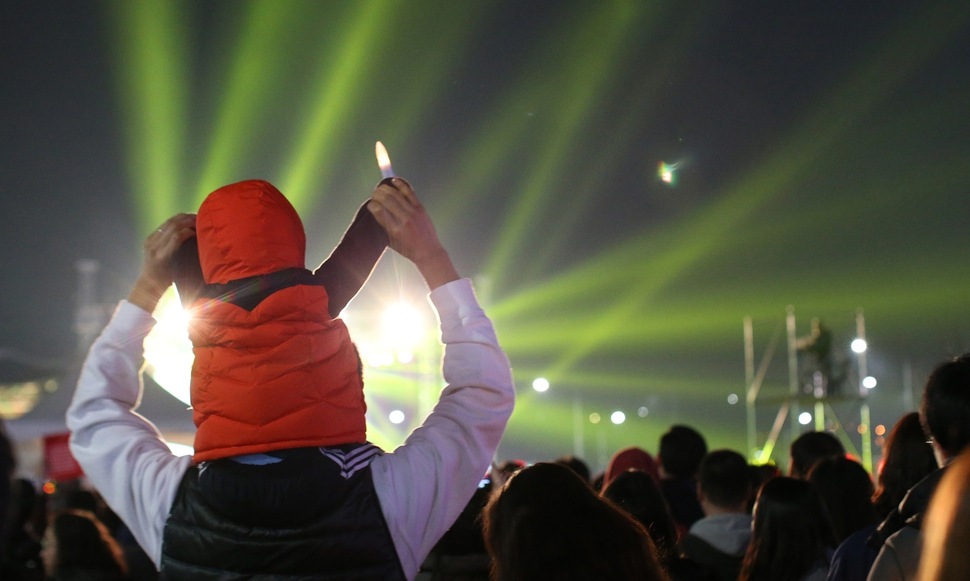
[532,377,550,392]
[144,287,193,405]
[798,412,812,425]
[851,338,868,353]
[610,411,626,425]
[862,376,877,389]
[389,410,405,424]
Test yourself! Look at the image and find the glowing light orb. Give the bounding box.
[389,410,405,424]
[637,406,649,417]
[862,376,877,389]
[589,412,601,424]
[144,287,194,405]
[610,411,626,425]
[658,161,679,185]
[727,393,739,405]
[851,338,868,353]
[382,303,424,348]
[532,377,550,392]
[798,412,813,425]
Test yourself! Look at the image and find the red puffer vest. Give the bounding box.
[188,180,365,462]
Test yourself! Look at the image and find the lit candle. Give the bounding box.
[375,141,395,179]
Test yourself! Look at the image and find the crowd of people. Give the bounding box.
[0,174,968,580]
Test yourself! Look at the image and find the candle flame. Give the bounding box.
[375,141,394,178]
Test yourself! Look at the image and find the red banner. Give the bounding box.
[43,432,83,481]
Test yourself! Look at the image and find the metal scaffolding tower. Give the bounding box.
[744,307,873,472]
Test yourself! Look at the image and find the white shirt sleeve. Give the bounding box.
[370,278,515,580]
[67,301,193,568]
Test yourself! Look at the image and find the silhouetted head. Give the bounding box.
[789,431,844,478]
[483,462,668,581]
[740,477,835,581]
[920,353,970,460]
[658,425,708,479]
[807,455,877,543]
[698,449,751,511]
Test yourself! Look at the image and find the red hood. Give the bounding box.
[197,180,306,284]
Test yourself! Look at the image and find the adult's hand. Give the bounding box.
[128,214,196,312]
[367,178,458,290]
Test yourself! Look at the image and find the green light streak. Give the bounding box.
[192,1,306,202]
[279,0,393,211]
[508,5,970,380]
[107,0,188,233]
[483,2,643,287]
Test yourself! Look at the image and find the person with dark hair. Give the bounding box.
[868,353,970,581]
[808,456,877,545]
[658,425,708,533]
[825,412,936,581]
[67,177,515,579]
[41,510,127,581]
[678,450,752,581]
[739,477,836,581]
[553,455,591,486]
[3,478,43,580]
[602,469,714,581]
[871,412,938,519]
[789,431,845,479]
[483,463,669,581]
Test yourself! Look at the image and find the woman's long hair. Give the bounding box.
[483,462,669,581]
[807,456,877,543]
[738,477,835,581]
[49,509,127,580]
[872,412,938,518]
[602,469,679,564]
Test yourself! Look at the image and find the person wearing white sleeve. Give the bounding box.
[67,178,515,580]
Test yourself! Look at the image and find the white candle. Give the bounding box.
[375,141,395,179]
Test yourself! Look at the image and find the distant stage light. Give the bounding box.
[637,406,649,417]
[589,412,601,424]
[389,410,405,424]
[798,412,812,425]
[727,393,739,405]
[862,376,877,389]
[611,411,626,425]
[851,338,868,353]
[532,377,550,392]
[875,424,886,436]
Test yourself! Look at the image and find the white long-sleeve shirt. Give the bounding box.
[67,278,514,580]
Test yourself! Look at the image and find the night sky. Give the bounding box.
[2,1,969,468]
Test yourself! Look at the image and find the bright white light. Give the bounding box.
[611,411,626,425]
[589,412,601,424]
[144,288,194,405]
[166,442,194,457]
[798,412,813,425]
[727,393,739,405]
[532,377,550,392]
[382,303,424,347]
[863,376,877,389]
[389,410,405,424]
[851,338,868,353]
[637,406,649,417]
